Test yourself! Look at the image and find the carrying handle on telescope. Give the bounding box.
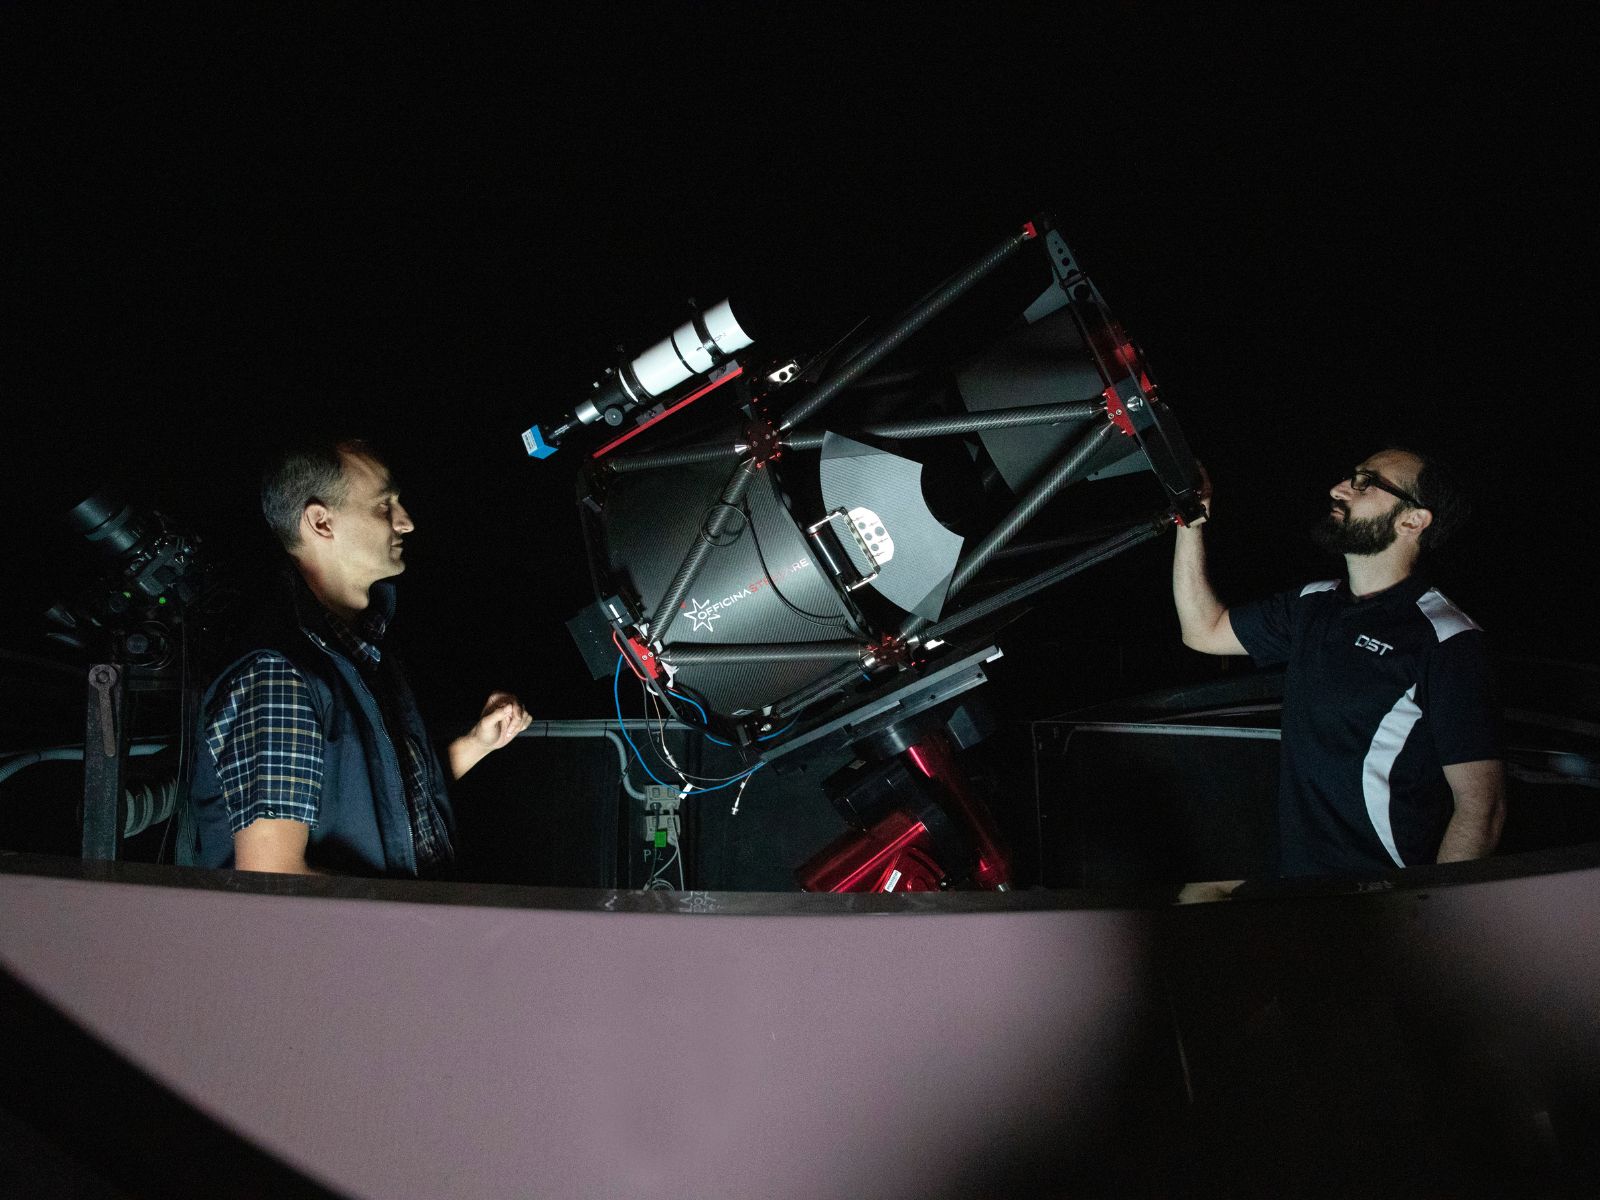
[805,509,881,592]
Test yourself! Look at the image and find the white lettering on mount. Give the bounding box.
[682,586,754,635]
[684,598,721,632]
[1354,634,1394,656]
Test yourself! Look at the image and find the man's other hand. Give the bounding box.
[450,691,533,779]
[470,691,533,749]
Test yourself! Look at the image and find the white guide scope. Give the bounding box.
[524,299,753,459]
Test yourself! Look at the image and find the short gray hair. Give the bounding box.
[260,437,376,551]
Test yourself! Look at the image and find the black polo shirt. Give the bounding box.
[1230,573,1500,877]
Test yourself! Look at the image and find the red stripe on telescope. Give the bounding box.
[590,365,746,460]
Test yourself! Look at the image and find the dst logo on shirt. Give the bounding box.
[1354,634,1394,656]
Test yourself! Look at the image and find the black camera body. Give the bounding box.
[47,493,205,675]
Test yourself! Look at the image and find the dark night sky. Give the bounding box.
[3,4,1595,740]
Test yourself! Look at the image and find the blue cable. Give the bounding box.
[614,656,675,788]
[667,689,795,745]
[614,657,768,794]
[665,689,732,744]
[666,689,710,724]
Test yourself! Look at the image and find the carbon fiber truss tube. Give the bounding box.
[990,519,1157,560]
[662,642,864,666]
[770,659,872,721]
[920,517,1171,645]
[610,401,1103,472]
[764,517,1162,723]
[901,419,1119,638]
[780,400,1102,451]
[648,458,761,633]
[776,228,1036,433]
[604,442,747,475]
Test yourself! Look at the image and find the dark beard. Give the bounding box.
[1311,502,1401,556]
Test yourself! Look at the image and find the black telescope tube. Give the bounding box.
[648,458,761,634]
[857,401,1101,439]
[605,441,750,475]
[609,391,1099,470]
[776,228,1036,433]
[901,419,1118,638]
[662,642,864,666]
[990,519,1158,560]
[781,400,1101,451]
[771,660,873,721]
[921,518,1170,645]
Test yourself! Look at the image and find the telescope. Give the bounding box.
[525,214,1205,893]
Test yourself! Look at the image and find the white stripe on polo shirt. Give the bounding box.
[1363,683,1423,868]
[1416,588,1481,643]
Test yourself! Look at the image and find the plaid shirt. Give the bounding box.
[203,652,323,830]
[204,590,454,873]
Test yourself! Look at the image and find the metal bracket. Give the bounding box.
[82,663,125,861]
[743,418,783,465]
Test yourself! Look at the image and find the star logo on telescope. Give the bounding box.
[684,598,720,634]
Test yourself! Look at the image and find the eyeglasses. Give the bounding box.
[1348,468,1422,509]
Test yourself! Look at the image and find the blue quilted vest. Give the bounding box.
[180,579,454,877]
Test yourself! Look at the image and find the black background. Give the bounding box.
[4,3,1594,749]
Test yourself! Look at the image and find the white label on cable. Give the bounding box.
[885,868,903,892]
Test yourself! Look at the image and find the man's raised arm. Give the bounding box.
[1172,470,1248,656]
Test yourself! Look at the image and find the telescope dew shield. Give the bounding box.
[522,299,755,458]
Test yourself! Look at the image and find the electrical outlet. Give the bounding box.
[640,788,681,845]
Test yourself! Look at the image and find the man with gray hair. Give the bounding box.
[182,437,530,876]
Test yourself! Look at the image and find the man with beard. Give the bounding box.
[1172,448,1504,877]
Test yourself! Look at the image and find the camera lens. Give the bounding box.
[66,492,152,562]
